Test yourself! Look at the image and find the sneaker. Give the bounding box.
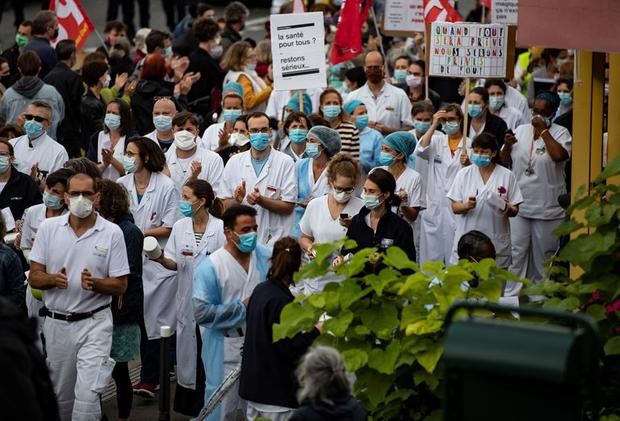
[133,382,158,398]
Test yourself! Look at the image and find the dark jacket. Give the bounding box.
[109,56,136,83]
[346,206,416,261]
[239,280,319,408]
[467,112,508,149]
[0,44,21,87]
[44,62,85,157]
[290,395,367,421]
[220,25,242,55]
[0,243,25,311]
[0,167,43,221]
[186,47,225,118]
[23,37,57,78]
[80,89,105,147]
[112,214,144,325]
[131,79,188,135]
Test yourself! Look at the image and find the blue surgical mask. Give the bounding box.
[0,156,10,174]
[179,200,194,217]
[234,231,257,253]
[361,193,382,210]
[489,95,504,110]
[442,121,461,136]
[468,104,484,118]
[289,129,308,144]
[250,133,270,151]
[246,63,256,72]
[322,105,341,119]
[122,155,137,173]
[471,153,492,168]
[223,109,242,123]
[413,120,431,135]
[163,46,172,58]
[24,119,44,139]
[43,191,64,210]
[379,151,396,166]
[305,142,321,158]
[558,92,572,106]
[104,113,121,130]
[394,69,407,83]
[153,115,173,132]
[355,115,369,131]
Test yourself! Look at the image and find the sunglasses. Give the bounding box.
[24,114,48,123]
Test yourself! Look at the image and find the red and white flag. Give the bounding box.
[292,0,305,13]
[423,0,463,23]
[49,0,95,49]
[330,0,372,65]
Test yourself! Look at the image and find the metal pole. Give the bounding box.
[369,6,389,78]
[158,325,172,421]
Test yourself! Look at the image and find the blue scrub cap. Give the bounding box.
[383,131,416,157]
[343,100,364,115]
[223,81,244,99]
[307,125,342,157]
[287,92,312,114]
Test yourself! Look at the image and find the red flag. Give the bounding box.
[292,0,305,13]
[423,0,463,23]
[481,0,491,8]
[330,0,372,65]
[49,0,95,50]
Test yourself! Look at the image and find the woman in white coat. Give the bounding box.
[448,133,523,293]
[117,136,180,397]
[87,98,135,181]
[166,112,224,195]
[415,103,472,265]
[152,180,226,416]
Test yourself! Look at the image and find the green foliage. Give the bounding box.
[274,239,512,419]
[524,155,620,416]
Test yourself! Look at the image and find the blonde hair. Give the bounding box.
[220,41,251,71]
[255,39,272,64]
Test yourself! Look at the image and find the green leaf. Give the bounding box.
[553,219,585,236]
[339,279,372,310]
[395,351,416,369]
[398,272,431,296]
[383,246,419,271]
[342,349,368,371]
[364,267,401,296]
[273,302,318,342]
[557,296,580,311]
[363,372,395,409]
[400,302,428,330]
[595,154,620,183]
[353,325,371,336]
[586,304,606,321]
[338,248,376,278]
[416,342,443,373]
[360,302,399,339]
[413,370,440,390]
[405,319,444,336]
[604,336,620,356]
[559,231,616,270]
[368,341,401,374]
[307,294,326,308]
[323,310,354,337]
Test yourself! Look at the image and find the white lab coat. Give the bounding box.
[165,215,226,389]
[447,164,523,267]
[117,171,180,339]
[414,133,472,264]
[219,149,297,246]
[165,144,225,195]
[95,131,127,181]
[200,122,225,151]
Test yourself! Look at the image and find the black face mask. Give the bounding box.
[52,28,59,39]
[365,68,384,83]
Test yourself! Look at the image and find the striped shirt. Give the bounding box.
[335,121,360,161]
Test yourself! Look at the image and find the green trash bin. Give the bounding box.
[443,302,600,421]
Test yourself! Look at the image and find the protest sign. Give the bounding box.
[383,0,425,36]
[49,0,95,50]
[429,22,509,78]
[491,0,519,25]
[270,12,326,91]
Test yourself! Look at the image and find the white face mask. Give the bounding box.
[229,133,250,147]
[101,73,111,88]
[174,130,197,151]
[332,187,352,204]
[68,195,93,219]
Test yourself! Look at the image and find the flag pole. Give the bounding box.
[93,28,110,55]
[298,90,304,113]
[462,77,471,156]
[369,5,389,78]
[424,26,429,100]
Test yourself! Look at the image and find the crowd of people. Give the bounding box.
[0,1,583,420]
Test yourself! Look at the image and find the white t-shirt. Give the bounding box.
[10,134,68,181]
[20,203,67,250]
[447,164,523,264]
[95,131,127,181]
[165,145,225,195]
[379,166,425,220]
[29,213,130,313]
[299,194,364,244]
[346,82,412,129]
[509,123,571,219]
[498,105,525,131]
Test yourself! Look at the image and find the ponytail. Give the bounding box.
[267,237,302,285]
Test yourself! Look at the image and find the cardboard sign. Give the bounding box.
[491,0,519,25]
[429,22,508,78]
[383,0,425,35]
[270,12,327,91]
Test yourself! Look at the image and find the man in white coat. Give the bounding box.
[192,204,271,421]
[219,111,296,246]
[28,171,129,421]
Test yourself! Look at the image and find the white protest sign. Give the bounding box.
[384,0,425,35]
[270,12,326,92]
[491,0,518,25]
[429,22,508,78]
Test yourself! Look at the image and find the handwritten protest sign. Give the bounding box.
[270,12,326,91]
[491,0,518,25]
[429,22,508,78]
[383,0,425,36]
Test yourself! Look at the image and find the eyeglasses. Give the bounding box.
[333,187,354,193]
[248,128,270,134]
[0,152,10,157]
[24,114,48,123]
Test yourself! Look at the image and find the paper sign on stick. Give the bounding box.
[270,12,327,92]
[429,22,508,78]
[491,0,519,25]
[384,0,425,35]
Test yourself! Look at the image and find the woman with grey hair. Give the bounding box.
[290,346,366,421]
[292,125,342,238]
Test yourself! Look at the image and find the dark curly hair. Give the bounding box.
[96,179,130,221]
